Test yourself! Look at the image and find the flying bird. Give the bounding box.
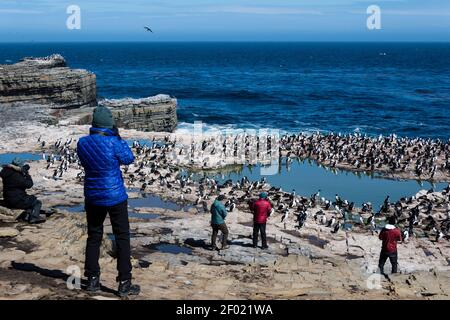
[144,26,153,33]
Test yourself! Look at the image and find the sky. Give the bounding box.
[0,0,449,42]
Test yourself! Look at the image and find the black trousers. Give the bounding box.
[211,223,229,248]
[85,200,132,282]
[7,194,42,222]
[253,223,267,247]
[378,251,398,274]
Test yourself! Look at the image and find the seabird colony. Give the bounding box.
[36,131,450,241]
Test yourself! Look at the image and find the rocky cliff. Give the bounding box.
[61,94,178,132]
[0,54,96,109]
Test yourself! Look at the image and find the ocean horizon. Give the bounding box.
[1,41,449,139]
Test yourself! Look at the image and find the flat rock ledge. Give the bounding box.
[0,228,19,238]
[61,94,178,133]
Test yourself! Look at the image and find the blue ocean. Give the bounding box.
[1,42,450,139]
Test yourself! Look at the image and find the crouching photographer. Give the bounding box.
[0,157,46,224]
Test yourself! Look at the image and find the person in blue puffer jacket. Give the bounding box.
[77,105,140,297]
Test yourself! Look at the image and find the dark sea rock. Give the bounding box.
[62,94,178,132]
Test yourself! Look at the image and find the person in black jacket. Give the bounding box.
[0,157,45,224]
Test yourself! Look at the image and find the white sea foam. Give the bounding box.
[174,121,339,138]
[175,122,287,136]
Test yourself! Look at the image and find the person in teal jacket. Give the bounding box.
[210,194,229,250]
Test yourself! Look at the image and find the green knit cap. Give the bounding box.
[92,105,114,129]
[12,157,25,168]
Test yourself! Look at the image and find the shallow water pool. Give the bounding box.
[129,193,192,212]
[146,243,193,255]
[0,153,41,165]
[194,158,447,209]
[54,203,162,220]
[53,192,190,218]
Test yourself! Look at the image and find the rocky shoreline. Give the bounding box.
[0,122,449,300]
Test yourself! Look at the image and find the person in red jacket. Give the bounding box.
[378,216,402,274]
[249,192,272,249]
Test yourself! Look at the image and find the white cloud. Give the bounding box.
[125,4,324,18]
[347,8,450,16]
[0,9,43,14]
[382,9,450,16]
[200,6,323,15]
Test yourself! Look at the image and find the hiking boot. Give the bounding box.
[86,276,101,292]
[16,211,29,222]
[117,280,140,298]
[28,204,45,224]
[261,245,269,250]
[221,244,230,250]
[28,217,46,224]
